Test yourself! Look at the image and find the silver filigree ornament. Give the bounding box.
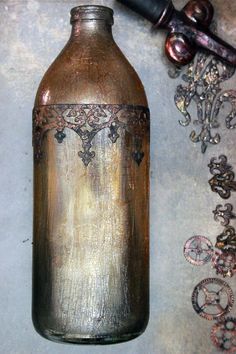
[208,155,236,199]
[213,204,236,226]
[174,52,236,153]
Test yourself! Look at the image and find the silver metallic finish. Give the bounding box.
[32,6,150,344]
[213,203,236,226]
[174,52,236,153]
[211,317,236,353]
[212,250,236,278]
[183,235,213,266]
[191,278,234,321]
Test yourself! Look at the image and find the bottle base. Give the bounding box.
[35,327,147,345]
[34,320,146,345]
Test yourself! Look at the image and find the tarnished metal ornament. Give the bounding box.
[208,155,232,175]
[165,33,196,66]
[211,317,236,353]
[174,52,236,153]
[119,0,236,66]
[216,226,236,252]
[183,236,213,266]
[212,250,236,278]
[213,204,236,226]
[33,104,150,166]
[192,278,234,320]
[208,155,236,199]
[183,0,214,27]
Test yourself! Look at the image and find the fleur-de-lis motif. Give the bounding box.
[213,204,236,226]
[208,155,236,199]
[174,52,236,153]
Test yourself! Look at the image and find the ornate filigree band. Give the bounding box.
[33,104,150,166]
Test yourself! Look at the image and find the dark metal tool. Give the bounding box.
[117,0,236,67]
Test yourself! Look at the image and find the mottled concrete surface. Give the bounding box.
[0,0,236,353]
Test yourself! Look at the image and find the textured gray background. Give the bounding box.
[0,0,236,353]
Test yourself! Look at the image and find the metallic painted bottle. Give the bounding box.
[32,5,149,344]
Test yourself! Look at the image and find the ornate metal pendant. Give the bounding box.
[215,226,236,252]
[208,155,236,199]
[213,204,236,226]
[174,52,236,153]
[33,104,150,166]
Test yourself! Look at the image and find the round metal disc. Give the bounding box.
[184,236,213,265]
[192,278,234,320]
[211,317,236,352]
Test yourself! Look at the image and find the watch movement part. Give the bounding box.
[212,250,236,278]
[192,278,234,320]
[183,236,213,266]
[211,317,236,353]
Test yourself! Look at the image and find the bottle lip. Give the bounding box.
[70,5,114,25]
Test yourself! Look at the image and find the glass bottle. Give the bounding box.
[32,5,149,344]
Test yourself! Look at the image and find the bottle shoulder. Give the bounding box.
[34,39,147,107]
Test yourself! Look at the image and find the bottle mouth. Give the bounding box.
[70,5,114,25]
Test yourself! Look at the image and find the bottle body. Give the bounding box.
[32,6,149,344]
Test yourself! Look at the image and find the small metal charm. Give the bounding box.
[174,52,236,153]
[212,250,236,278]
[208,155,236,199]
[132,137,144,166]
[215,226,236,252]
[54,130,66,144]
[211,317,236,352]
[183,236,213,266]
[192,278,234,320]
[213,204,236,226]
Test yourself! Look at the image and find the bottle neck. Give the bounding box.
[70,20,113,41]
[70,6,114,42]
